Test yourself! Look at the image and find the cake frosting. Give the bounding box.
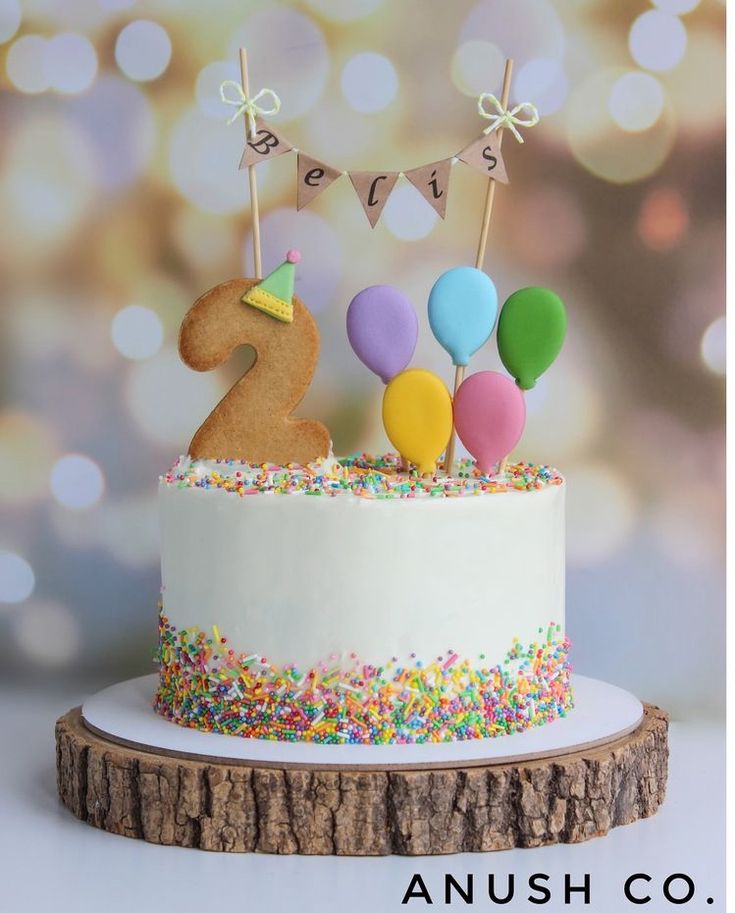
[155,453,571,744]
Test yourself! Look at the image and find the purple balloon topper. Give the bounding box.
[346,285,418,384]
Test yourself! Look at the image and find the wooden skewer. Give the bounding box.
[442,365,465,475]
[239,48,263,279]
[444,58,515,478]
[487,60,515,478]
[475,58,513,271]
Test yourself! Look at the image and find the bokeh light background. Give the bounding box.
[0,0,724,720]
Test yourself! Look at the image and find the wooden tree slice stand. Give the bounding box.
[56,675,668,855]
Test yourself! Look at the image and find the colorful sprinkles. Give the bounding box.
[155,613,573,745]
[161,452,563,499]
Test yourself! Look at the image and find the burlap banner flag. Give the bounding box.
[296,152,343,210]
[403,159,452,219]
[236,129,510,226]
[239,118,293,170]
[348,171,400,228]
[457,133,508,184]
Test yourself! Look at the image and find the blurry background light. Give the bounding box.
[341,52,398,113]
[169,108,253,214]
[44,32,97,94]
[304,0,384,21]
[0,552,35,604]
[0,0,21,44]
[651,0,700,15]
[506,187,586,268]
[515,359,604,464]
[172,207,238,273]
[7,289,71,360]
[125,347,226,448]
[460,0,565,71]
[69,76,156,192]
[0,412,57,505]
[651,486,721,569]
[515,57,569,116]
[111,305,164,361]
[305,100,377,160]
[227,7,328,121]
[98,0,136,10]
[382,182,439,241]
[566,463,637,566]
[700,316,725,376]
[451,40,505,97]
[6,34,49,93]
[566,67,675,183]
[50,454,105,510]
[195,60,240,120]
[115,19,171,82]
[0,116,96,250]
[629,10,687,73]
[11,600,80,667]
[608,71,664,133]
[100,496,159,568]
[664,30,725,131]
[49,501,103,551]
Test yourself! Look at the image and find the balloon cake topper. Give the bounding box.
[178,48,565,473]
[346,286,418,384]
[498,287,567,390]
[428,267,498,367]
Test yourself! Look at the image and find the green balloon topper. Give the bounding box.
[497,287,567,390]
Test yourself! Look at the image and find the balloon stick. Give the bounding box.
[477,58,513,477]
[474,58,513,272]
[442,60,513,477]
[239,48,263,279]
[442,366,464,475]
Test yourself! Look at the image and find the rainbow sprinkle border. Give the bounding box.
[161,453,563,500]
[154,614,573,745]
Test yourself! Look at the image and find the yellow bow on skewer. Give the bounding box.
[219,80,281,130]
[477,93,539,144]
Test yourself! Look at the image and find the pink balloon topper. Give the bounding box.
[453,371,526,474]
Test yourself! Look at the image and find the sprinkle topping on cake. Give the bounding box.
[162,453,563,499]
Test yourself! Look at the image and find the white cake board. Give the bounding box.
[81,673,643,771]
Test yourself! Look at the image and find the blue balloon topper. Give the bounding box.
[427,267,498,366]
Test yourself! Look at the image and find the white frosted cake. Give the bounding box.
[155,243,571,744]
[155,454,571,744]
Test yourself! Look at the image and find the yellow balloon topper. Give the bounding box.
[382,368,453,475]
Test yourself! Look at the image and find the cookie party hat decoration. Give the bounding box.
[242,249,300,324]
[179,245,329,465]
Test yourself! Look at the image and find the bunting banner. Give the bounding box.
[227,89,539,228]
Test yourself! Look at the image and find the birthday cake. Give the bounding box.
[154,249,572,745]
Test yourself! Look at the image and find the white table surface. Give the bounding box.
[0,682,724,913]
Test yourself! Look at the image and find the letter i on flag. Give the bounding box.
[404,159,452,219]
